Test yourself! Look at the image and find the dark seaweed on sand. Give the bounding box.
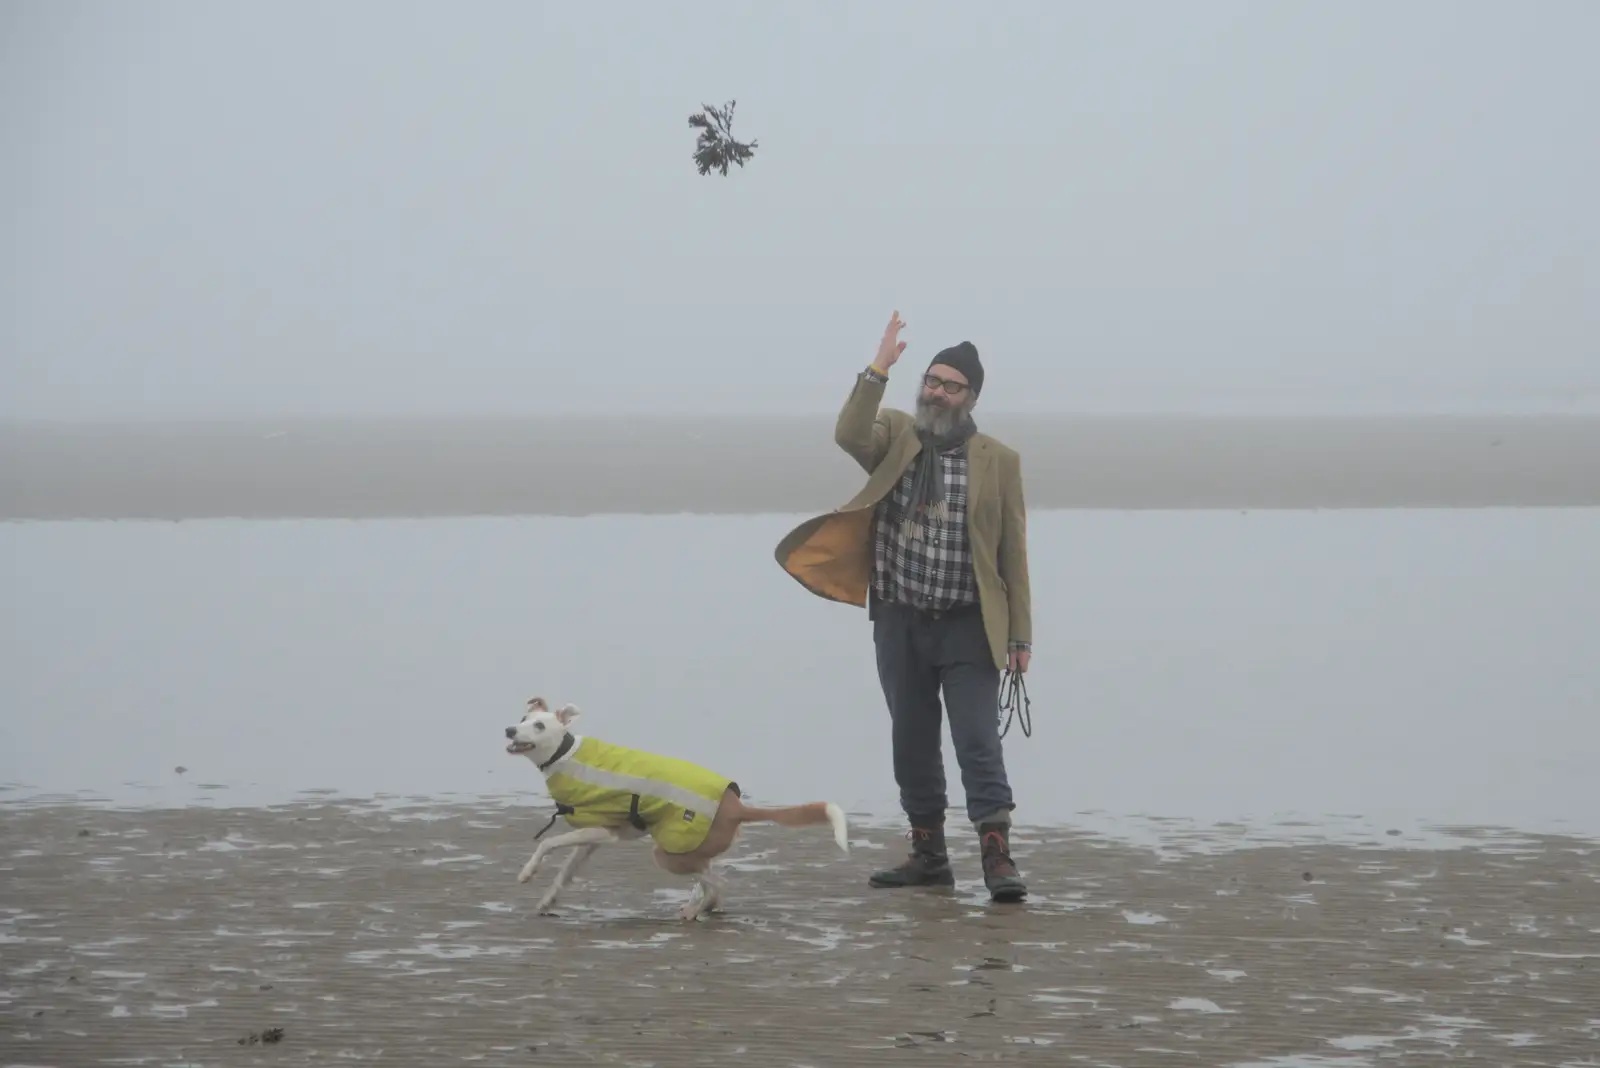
[688,100,758,176]
[238,1026,284,1045]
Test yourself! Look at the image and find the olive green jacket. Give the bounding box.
[773,369,1032,671]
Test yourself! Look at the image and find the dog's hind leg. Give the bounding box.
[676,883,705,922]
[656,848,721,922]
[536,843,597,914]
[698,863,727,915]
[676,872,720,922]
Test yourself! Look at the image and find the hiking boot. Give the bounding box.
[868,821,956,888]
[978,822,1027,902]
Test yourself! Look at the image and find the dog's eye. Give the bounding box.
[533,722,545,731]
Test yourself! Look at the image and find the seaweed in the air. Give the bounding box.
[688,99,758,176]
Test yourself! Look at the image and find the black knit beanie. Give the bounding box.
[928,341,984,396]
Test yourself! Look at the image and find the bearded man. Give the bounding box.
[773,310,1031,902]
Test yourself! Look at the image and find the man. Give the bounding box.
[773,310,1031,903]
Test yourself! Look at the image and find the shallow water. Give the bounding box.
[3,507,1597,849]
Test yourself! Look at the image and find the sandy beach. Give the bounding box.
[4,413,1600,520]
[3,799,1597,1066]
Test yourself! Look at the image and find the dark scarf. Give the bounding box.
[902,414,978,541]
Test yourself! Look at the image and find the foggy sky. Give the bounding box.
[3,0,1597,419]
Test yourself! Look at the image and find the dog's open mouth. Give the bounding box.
[506,740,535,754]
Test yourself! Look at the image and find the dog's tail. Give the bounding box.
[738,801,850,853]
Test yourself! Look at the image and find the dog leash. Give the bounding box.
[998,666,1032,739]
[533,803,576,840]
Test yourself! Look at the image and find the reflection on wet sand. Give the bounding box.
[3,799,1596,1065]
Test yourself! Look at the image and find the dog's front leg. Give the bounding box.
[536,843,598,914]
[518,826,616,884]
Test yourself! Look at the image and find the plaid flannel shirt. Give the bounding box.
[871,443,980,613]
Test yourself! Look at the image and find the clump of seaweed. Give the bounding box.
[688,99,758,176]
[238,1026,284,1045]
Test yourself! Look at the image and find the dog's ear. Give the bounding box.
[527,696,547,713]
[554,703,580,726]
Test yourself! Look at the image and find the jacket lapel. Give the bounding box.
[968,435,993,512]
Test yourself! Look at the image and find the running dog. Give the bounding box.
[504,696,850,920]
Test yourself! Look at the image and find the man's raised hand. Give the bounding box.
[874,310,907,372]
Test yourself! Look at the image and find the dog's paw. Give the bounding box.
[677,895,717,922]
[517,859,541,884]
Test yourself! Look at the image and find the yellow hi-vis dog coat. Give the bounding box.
[543,735,738,855]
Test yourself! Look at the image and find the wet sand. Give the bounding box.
[3,800,1596,1066]
[5,413,1600,519]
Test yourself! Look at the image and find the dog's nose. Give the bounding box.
[504,726,517,739]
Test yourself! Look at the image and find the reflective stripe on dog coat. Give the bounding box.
[545,736,738,854]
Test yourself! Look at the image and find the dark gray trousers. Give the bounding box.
[872,601,1015,828]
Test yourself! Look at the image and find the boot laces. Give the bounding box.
[981,830,1017,876]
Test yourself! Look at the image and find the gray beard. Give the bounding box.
[915,397,969,437]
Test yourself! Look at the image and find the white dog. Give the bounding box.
[505,696,850,920]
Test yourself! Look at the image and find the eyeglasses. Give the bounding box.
[922,373,970,396]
